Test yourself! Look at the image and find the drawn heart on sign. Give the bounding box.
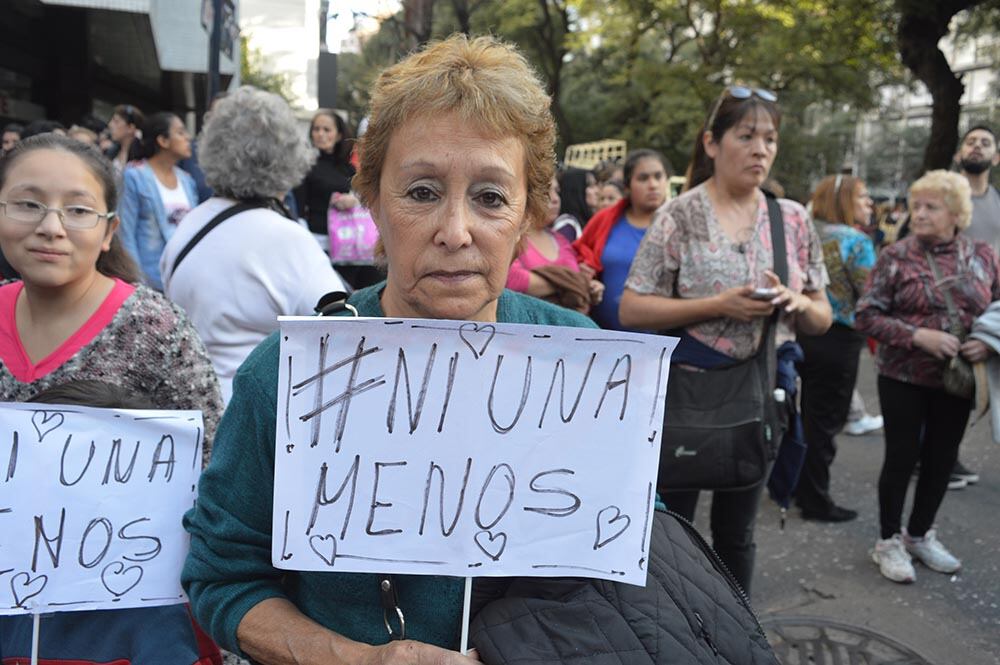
[474,530,507,561]
[31,411,65,443]
[10,572,48,608]
[308,534,338,566]
[594,505,631,550]
[100,561,144,598]
[458,322,496,359]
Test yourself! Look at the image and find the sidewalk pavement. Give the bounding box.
[691,354,1000,665]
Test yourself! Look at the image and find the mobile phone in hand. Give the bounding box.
[750,287,778,300]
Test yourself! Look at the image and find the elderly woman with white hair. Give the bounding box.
[160,86,346,403]
[857,169,1000,584]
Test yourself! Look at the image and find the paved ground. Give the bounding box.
[688,355,1000,664]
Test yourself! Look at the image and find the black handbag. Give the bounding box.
[656,194,786,493]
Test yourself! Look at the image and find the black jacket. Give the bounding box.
[294,150,356,235]
[470,511,778,665]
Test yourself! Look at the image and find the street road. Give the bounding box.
[723,355,1000,664]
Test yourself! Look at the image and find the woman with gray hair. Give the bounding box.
[160,86,346,403]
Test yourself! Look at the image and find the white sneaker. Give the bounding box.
[844,414,884,436]
[904,529,962,574]
[872,534,916,583]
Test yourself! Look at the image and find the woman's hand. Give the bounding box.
[713,285,775,322]
[331,192,359,210]
[360,641,480,665]
[913,328,961,359]
[760,270,812,314]
[960,339,994,363]
[589,279,605,305]
[579,263,596,280]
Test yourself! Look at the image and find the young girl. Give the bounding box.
[0,133,222,462]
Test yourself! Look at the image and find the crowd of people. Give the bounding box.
[1,31,999,665]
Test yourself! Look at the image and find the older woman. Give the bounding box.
[160,86,346,404]
[857,170,1000,584]
[619,86,831,595]
[182,35,595,664]
[795,174,876,522]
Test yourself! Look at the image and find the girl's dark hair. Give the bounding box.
[0,133,141,284]
[623,149,671,195]
[557,167,593,224]
[28,379,154,409]
[112,105,146,162]
[312,109,354,163]
[685,92,782,190]
[138,112,180,160]
[113,104,145,129]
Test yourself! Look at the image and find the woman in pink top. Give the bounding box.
[507,176,604,311]
[0,133,222,460]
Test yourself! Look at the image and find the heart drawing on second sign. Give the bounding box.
[594,505,631,550]
[458,322,497,359]
[474,530,507,561]
[100,561,144,598]
[30,410,65,443]
[10,571,48,608]
[308,534,338,566]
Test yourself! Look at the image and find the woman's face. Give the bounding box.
[0,149,117,289]
[158,117,192,160]
[599,183,623,209]
[909,191,959,244]
[107,113,134,143]
[584,172,599,211]
[705,107,778,192]
[375,112,528,322]
[626,157,668,214]
[311,114,340,153]
[852,182,873,226]
[545,176,561,226]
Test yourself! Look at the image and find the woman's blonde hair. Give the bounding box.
[909,169,973,230]
[354,34,556,241]
[811,174,864,226]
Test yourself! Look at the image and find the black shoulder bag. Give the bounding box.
[166,198,291,280]
[656,194,786,493]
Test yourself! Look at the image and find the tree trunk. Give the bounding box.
[895,0,980,174]
[403,0,436,50]
[451,0,472,35]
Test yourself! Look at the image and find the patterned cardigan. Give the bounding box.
[0,283,223,465]
[856,233,1000,389]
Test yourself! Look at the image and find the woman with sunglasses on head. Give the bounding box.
[117,112,198,290]
[0,134,222,465]
[793,174,876,523]
[620,86,831,595]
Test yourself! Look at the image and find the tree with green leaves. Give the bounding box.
[240,35,295,104]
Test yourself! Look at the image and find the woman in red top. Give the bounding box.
[857,169,1000,584]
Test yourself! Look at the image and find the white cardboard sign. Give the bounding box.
[273,317,675,586]
[0,403,203,615]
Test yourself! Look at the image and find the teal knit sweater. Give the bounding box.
[182,283,596,655]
